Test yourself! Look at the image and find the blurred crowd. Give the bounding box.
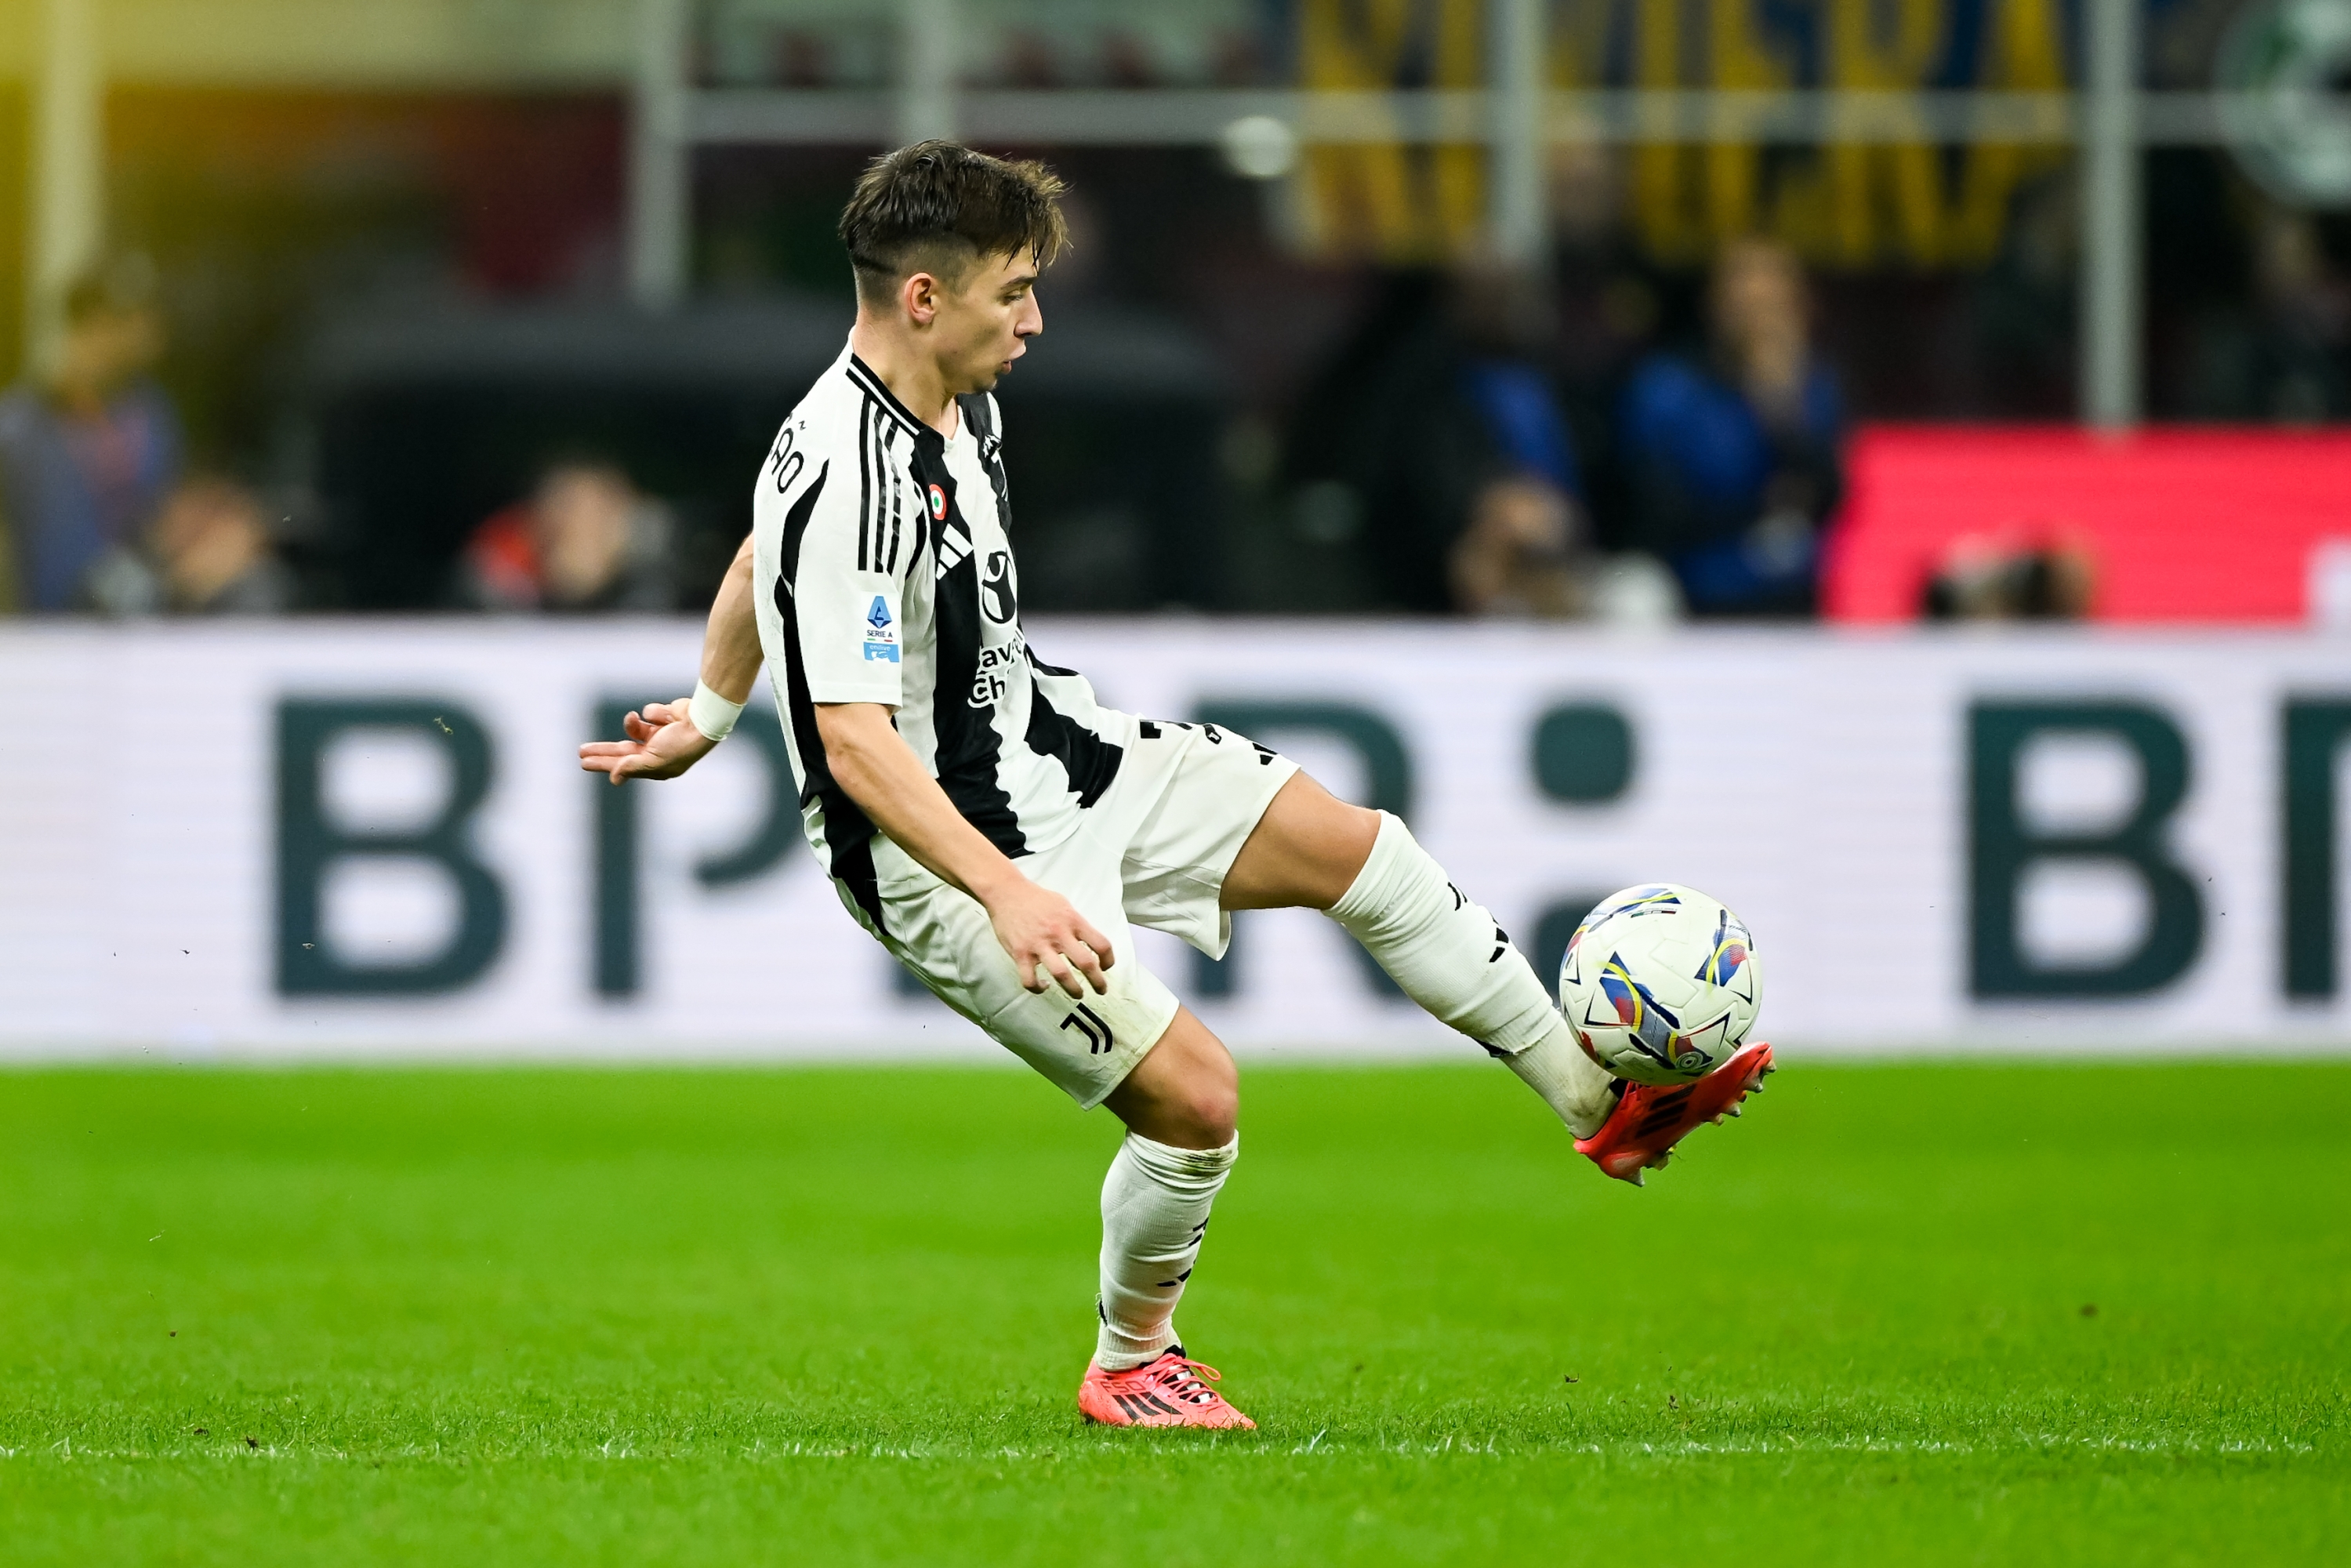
[0,256,299,619]
[7,233,1873,626]
[0,256,677,622]
[11,0,2351,630]
[1286,229,1846,624]
[8,168,2349,626]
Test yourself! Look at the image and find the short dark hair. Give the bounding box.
[839,140,1068,304]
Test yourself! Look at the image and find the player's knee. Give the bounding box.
[1326,802,1383,889]
[1165,1057,1239,1148]
[1185,1080,1239,1148]
[1107,1010,1239,1148]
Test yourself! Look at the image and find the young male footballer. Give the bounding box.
[579,141,1773,1430]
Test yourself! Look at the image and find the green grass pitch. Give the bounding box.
[2,1059,2344,1565]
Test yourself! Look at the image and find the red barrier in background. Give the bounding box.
[1821,426,2351,622]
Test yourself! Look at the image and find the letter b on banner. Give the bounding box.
[278,699,506,994]
[1968,702,2202,996]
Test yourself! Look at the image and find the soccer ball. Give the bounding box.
[1556,884,1762,1086]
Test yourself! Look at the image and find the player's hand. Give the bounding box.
[982,877,1114,997]
[578,698,718,784]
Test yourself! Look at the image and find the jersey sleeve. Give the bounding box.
[772,430,913,707]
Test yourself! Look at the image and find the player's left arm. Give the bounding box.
[578,531,761,784]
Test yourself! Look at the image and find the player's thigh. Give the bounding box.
[1116,718,1301,952]
[1219,771,1380,912]
[875,840,1178,1111]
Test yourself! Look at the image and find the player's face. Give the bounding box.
[934,250,1043,394]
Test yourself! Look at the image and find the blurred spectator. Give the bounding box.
[1448,476,1684,624]
[1450,476,1583,616]
[455,461,677,612]
[1547,144,1653,374]
[2186,207,2351,423]
[1284,259,1627,617]
[85,477,295,616]
[0,256,182,612]
[1618,238,1845,617]
[1921,530,2098,621]
[1544,143,1663,521]
[1958,169,2077,419]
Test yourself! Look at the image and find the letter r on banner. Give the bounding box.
[277,699,507,995]
[1968,702,2203,997]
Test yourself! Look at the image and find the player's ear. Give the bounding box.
[903,270,940,326]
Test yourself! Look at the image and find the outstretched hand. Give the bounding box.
[578,698,719,785]
[984,876,1115,998]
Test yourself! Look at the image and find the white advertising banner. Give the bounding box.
[2,620,2348,1061]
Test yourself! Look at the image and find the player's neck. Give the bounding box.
[848,319,962,440]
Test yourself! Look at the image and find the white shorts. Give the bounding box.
[848,713,1299,1108]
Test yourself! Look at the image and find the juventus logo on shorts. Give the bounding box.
[1059,1003,1115,1055]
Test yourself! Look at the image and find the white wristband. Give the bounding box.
[688,681,745,742]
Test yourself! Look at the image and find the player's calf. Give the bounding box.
[1321,811,1623,1133]
[1322,813,1571,1062]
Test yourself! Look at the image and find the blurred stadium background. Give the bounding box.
[2,0,2349,1059]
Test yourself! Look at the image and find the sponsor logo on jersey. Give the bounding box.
[981,550,1018,624]
[862,593,900,662]
[968,633,1025,706]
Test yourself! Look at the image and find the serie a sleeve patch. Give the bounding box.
[862,593,901,663]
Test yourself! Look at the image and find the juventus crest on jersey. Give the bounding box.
[750,343,1126,922]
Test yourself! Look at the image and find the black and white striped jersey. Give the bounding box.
[751,341,1125,927]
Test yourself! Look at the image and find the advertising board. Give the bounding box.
[2,620,2346,1060]
[1824,426,2351,624]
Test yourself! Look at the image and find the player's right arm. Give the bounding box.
[577,530,761,783]
[815,701,1112,998]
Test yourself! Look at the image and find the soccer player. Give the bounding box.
[579,142,1772,1431]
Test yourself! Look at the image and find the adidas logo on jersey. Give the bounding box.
[934,527,972,580]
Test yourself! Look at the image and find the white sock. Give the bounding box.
[1503,1018,1624,1138]
[1326,811,1622,1138]
[1096,1131,1237,1370]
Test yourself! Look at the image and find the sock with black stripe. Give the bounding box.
[1325,810,1622,1137]
[1094,1131,1236,1371]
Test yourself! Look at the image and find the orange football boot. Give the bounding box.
[1078,1349,1256,1430]
[1575,1040,1775,1186]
